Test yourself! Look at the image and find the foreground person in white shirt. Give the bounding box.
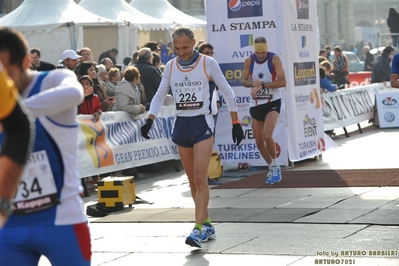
[0,27,91,266]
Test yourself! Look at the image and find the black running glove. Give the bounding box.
[232,124,244,146]
[141,119,153,139]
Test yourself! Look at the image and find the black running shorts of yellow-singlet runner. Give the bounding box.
[249,99,281,122]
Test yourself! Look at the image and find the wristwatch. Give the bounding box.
[0,198,13,216]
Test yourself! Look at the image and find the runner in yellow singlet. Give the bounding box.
[0,63,34,228]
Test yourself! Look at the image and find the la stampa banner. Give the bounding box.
[206,0,321,167]
[206,0,287,169]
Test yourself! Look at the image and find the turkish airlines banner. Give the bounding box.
[206,0,288,169]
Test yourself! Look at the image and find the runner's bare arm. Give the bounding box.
[264,55,286,89]
[390,73,399,89]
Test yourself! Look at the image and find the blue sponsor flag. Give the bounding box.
[301,36,306,48]
[240,34,253,48]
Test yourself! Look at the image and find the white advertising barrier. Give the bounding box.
[77,105,179,178]
[376,92,399,128]
[206,0,290,169]
[322,82,397,131]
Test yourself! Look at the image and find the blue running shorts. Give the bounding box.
[172,115,214,147]
[0,222,91,266]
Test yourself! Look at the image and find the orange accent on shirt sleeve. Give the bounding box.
[0,70,18,120]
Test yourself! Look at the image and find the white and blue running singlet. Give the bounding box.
[149,54,238,132]
[0,69,90,266]
[4,70,86,227]
[249,52,284,107]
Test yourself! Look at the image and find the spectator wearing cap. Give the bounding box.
[98,48,118,65]
[62,49,81,72]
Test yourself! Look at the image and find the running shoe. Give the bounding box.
[265,169,273,184]
[265,166,282,184]
[185,229,202,248]
[201,224,216,243]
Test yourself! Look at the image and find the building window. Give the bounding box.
[0,0,7,14]
[324,2,329,34]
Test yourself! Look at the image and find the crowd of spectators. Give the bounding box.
[29,39,177,192]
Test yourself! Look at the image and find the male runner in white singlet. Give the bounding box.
[141,26,244,248]
[242,36,286,185]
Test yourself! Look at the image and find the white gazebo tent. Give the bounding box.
[79,0,176,61]
[130,0,207,43]
[0,0,115,65]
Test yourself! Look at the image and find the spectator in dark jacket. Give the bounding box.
[133,47,162,104]
[387,7,399,48]
[98,48,118,65]
[363,45,374,71]
[30,48,56,71]
[371,46,395,84]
